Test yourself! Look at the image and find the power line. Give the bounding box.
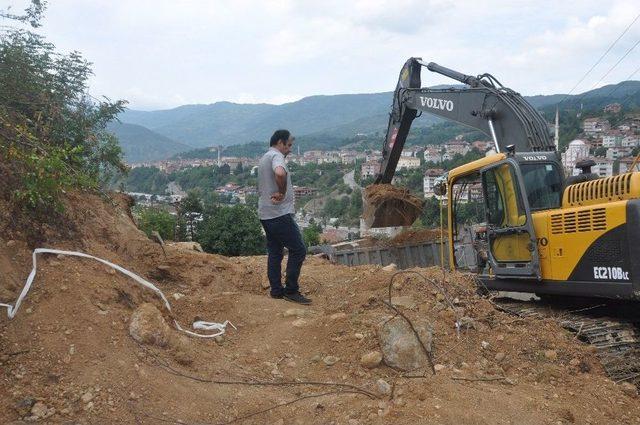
[589,38,640,91]
[604,63,640,98]
[558,12,640,105]
[566,37,640,109]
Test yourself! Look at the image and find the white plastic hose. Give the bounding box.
[0,248,235,338]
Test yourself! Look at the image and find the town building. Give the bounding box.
[592,157,614,177]
[396,156,421,170]
[619,157,638,174]
[602,132,623,148]
[562,139,589,176]
[582,118,610,136]
[361,161,379,179]
[605,147,632,160]
[622,135,640,148]
[401,146,423,157]
[423,147,443,164]
[471,140,493,152]
[604,103,622,114]
[293,186,317,197]
[444,140,470,156]
[454,182,484,203]
[423,168,445,199]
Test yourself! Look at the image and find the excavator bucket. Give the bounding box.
[362,184,425,228]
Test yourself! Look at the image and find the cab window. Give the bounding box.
[483,163,526,227]
[520,163,562,211]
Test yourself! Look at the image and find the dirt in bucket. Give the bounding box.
[362,184,424,228]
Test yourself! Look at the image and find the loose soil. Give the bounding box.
[388,228,442,246]
[335,229,440,251]
[1,192,639,424]
[362,184,424,228]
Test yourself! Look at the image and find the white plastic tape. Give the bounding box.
[0,248,235,338]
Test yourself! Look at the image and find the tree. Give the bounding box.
[302,220,322,248]
[135,206,176,241]
[594,147,607,157]
[196,205,265,256]
[178,190,203,241]
[0,1,46,28]
[0,5,126,226]
[234,162,243,174]
[420,196,446,227]
[219,163,231,175]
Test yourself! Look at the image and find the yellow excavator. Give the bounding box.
[369,57,640,300]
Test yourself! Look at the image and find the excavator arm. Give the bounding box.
[376,58,555,183]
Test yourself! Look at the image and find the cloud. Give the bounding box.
[506,1,640,93]
[29,0,640,109]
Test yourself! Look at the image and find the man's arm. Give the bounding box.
[274,165,287,194]
[271,165,287,203]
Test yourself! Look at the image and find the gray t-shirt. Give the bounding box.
[257,148,294,220]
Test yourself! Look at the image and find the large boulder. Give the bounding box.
[378,316,433,371]
[129,303,171,347]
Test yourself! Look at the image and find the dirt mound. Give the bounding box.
[1,191,640,424]
[335,229,440,251]
[388,228,442,246]
[362,184,424,228]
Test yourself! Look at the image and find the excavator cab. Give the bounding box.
[480,157,540,279]
[445,153,549,280]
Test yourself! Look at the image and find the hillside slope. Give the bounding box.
[116,81,640,157]
[107,122,193,163]
[1,193,639,424]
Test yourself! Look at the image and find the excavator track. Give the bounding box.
[495,298,640,386]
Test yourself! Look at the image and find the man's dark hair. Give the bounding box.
[270,129,290,147]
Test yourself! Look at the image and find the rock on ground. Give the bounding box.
[360,351,383,369]
[382,263,397,272]
[390,296,416,309]
[129,303,171,347]
[378,316,433,371]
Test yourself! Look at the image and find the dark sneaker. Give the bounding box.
[283,292,312,305]
[270,293,284,299]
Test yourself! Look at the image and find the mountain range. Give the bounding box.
[111,81,640,163]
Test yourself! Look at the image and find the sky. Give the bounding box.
[8,0,640,110]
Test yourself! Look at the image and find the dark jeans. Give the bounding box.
[260,213,306,296]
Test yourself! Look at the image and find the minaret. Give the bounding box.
[217,145,222,167]
[554,107,560,150]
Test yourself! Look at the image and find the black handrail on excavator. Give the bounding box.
[375,57,556,184]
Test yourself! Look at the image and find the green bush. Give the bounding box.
[196,204,265,256]
[0,9,126,222]
[134,206,177,241]
[303,221,322,248]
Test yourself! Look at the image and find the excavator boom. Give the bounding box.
[376,58,555,184]
[365,58,556,229]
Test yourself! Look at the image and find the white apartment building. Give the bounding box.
[396,156,421,170]
[583,118,611,136]
[602,133,623,148]
[622,136,640,148]
[593,157,614,177]
[424,148,443,163]
[423,168,445,199]
[444,140,470,156]
[606,147,632,160]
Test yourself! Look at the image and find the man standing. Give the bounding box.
[258,129,311,304]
